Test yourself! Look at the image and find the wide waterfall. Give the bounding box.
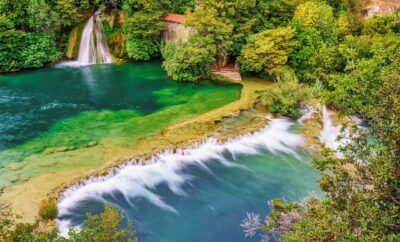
[77,12,113,64]
[56,117,321,240]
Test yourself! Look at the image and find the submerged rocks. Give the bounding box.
[86,141,98,147]
[43,146,77,155]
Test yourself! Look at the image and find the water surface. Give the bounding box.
[58,119,320,242]
[0,62,241,188]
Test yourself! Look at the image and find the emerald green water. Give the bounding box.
[0,62,241,188]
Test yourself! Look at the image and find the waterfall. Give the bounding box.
[77,12,113,65]
[320,105,354,157]
[320,105,341,151]
[77,16,96,64]
[57,118,305,237]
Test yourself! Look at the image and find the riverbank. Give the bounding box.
[0,77,271,223]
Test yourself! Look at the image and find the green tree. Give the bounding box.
[0,15,25,72]
[322,34,400,115]
[185,3,233,67]
[54,0,81,28]
[362,15,395,36]
[334,11,362,39]
[239,27,295,76]
[19,33,61,69]
[162,37,215,82]
[1,204,136,241]
[293,1,334,39]
[68,204,137,242]
[26,0,55,33]
[162,0,195,14]
[255,0,301,31]
[0,0,30,29]
[124,10,165,60]
[260,79,310,119]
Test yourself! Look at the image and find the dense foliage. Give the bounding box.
[0,14,60,72]
[0,0,196,72]
[0,204,136,242]
[239,1,400,241]
[162,0,308,82]
[242,62,400,240]
[239,27,295,76]
[162,38,215,82]
[261,79,310,119]
[67,204,136,241]
[124,10,165,61]
[1,0,399,240]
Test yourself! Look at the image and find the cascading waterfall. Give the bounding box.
[320,105,341,151]
[57,118,306,237]
[77,11,113,65]
[320,105,354,157]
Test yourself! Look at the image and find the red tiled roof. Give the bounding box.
[163,14,185,24]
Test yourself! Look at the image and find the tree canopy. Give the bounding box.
[239,27,296,76]
[0,0,399,240]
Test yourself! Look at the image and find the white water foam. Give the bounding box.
[57,118,304,236]
[59,11,112,67]
[319,105,353,156]
[320,105,341,151]
[298,106,316,124]
[77,16,97,64]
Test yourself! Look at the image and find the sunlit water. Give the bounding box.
[0,63,320,241]
[0,62,241,188]
[58,119,320,242]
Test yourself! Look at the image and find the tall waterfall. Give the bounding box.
[77,12,113,64]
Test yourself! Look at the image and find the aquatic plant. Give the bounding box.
[39,198,58,220]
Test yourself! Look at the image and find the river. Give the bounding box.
[0,62,320,241]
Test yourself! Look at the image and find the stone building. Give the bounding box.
[162,14,192,42]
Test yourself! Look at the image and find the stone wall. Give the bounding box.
[364,0,400,18]
[163,22,192,42]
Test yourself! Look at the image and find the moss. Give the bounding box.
[102,10,127,58]
[65,21,85,59]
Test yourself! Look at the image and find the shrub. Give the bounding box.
[162,37,215,82]
[261,79,310,119]
[38,198,58,220]
[239,27,295,76]
[68,204,137,241]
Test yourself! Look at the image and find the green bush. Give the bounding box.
[362,15,395,35]
[162,37,215,82]
[68,204,137,241]
[0,15,61,72]
[261,79,310,119]
[124,10,165,61]
[1,204,135,241]
[38,198,58,220]
[239,27,295,76]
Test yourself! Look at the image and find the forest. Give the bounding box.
[0,0,399,241]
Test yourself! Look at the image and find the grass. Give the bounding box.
[39,198,58,220]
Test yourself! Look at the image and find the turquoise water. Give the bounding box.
[0,62,320,241]
[0,62,241,190]
[0,62,240,151]
[58,119,320,242]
